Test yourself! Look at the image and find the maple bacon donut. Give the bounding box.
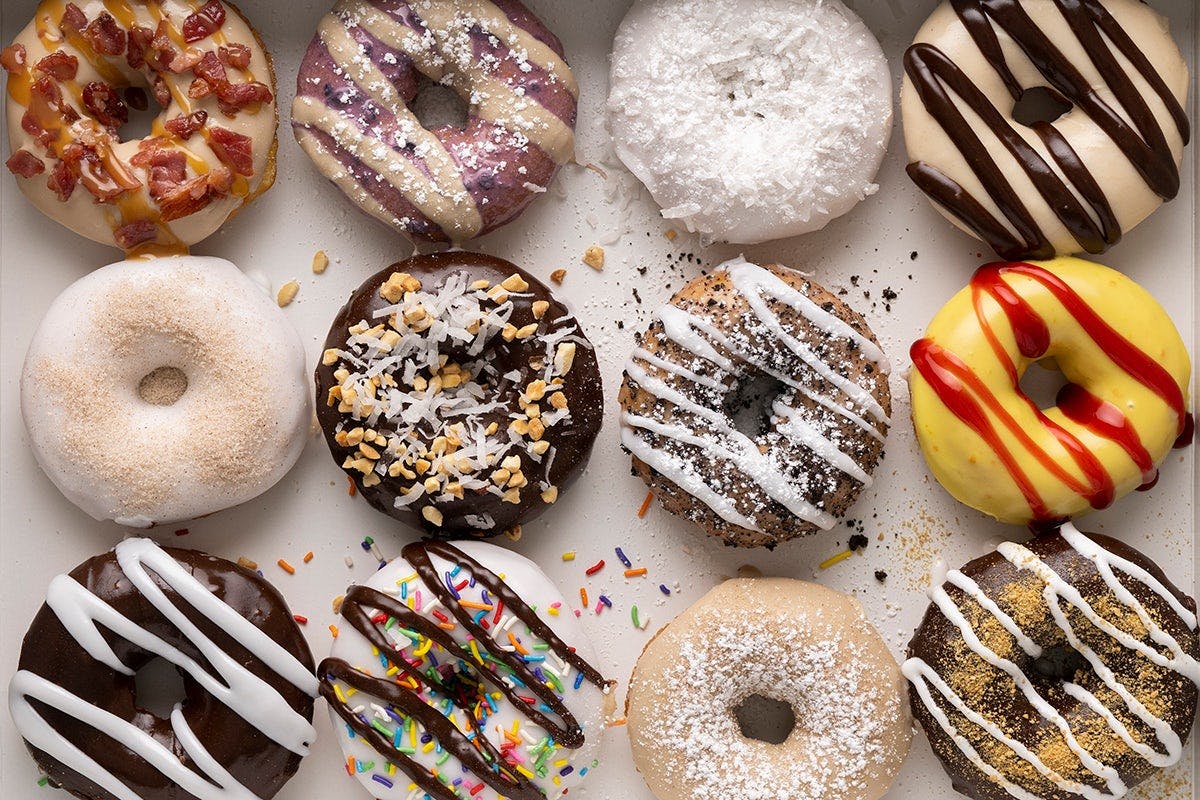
[293,0,577,243]
[3,0,278,253]
[910,256,1192,526]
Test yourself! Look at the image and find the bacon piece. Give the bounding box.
[83,82,129,129]
[29,74,78,123]
[218,43,251,70]
[60,4,87,35]
[83,12,126,56]
[6,149,45,178]
[47,160,78,201]
[168,48,203,74]
[206,164,233,194]
[208,126,253,175]
[182,1,226,44]
[153,75,171,107]
[0,44,26,73]
[21,111,55,147]
[34,50,79,81]
[113,219,158,250]
[193,51,227,86]
[187,78,212,99]
[62,141,141,201]
[164,109,208,139]
[158,173,217,221]
[147,21,176,70]
[216,81,272,116]
[127,25,153,69]
[124,86,149,111]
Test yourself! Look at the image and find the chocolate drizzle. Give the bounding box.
[904,0,1189,259]
[318,541,610,800]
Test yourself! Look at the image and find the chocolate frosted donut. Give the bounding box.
[316,251,602,538]
[904,524,1200,800]
[9,538,318,800]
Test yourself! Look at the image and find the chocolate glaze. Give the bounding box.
[907,529,1199,800]
[15,545,316,800]
[904,0,1189,260]
[314,251,603,538]
[318,541,611,800]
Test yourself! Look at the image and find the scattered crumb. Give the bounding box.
[875,570,888,583]
[312,250,329,274]
[550,268,567,284]
[277,280,300,307]
[582,245,604,271]
[665,229,677,241]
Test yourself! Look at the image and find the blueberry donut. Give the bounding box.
[292,0,577,243]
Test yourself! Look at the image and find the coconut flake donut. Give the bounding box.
[627,578,912,800]
[909,257,1192,527]
[3,0,278,253]
[20,255,311,527]
[319,539,614,800]
[292,0,578,243]
[607,0,891,244]
[904,524,1199,800]
[619,257,891,548]
[901,0,1190,260]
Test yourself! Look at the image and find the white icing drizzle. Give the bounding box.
[621,257,888,533]
[9,538,317,799]
[902,524,1200,799]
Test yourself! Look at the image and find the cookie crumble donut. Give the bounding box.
[315,251,603,538]
[905,524,1200,800]
[9,538,318,800]
[607,0,892,244]
[626,578,912,800]
[320,540,613,800]
[619,257,891,548]
[20,255,311,527]
[909,256,1192,526]
[901,0,1190,259]
[3,0,278,253]
[293,0,578,243]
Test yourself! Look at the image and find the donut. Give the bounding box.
[9,537,318,800]
[626,577,912,800]
[292,0,577,243]
[618,256,891,548]
[20,255,311,527]
[315,251,603,538]
[909,256,1192,526]
[901,0,1190,260]
[904,523,1200,800]
[2,0,278,253]
[319,539,613,800]
[607,0,892,244]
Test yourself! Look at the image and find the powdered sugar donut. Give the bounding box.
[20,255,310,526]
[607,0,892,244]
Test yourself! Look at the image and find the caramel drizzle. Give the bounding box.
[904,0,1189,259]
[318,541,608,800]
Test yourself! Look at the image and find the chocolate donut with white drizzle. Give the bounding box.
[292,0,578,243]
[904,524,1199,800]
[618,256,891,548]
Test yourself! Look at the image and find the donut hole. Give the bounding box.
[138,366,189,406]
[1018,359,1070,411]
[119,89,159,142]
[133,656,187,719]
[1012,86,1073,127]
[733,694,796,744]
[1032,644,1090,682]
[412,75,469,131]
[724,372,788,439]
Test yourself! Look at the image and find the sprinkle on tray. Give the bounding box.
[328,624,339,639]
[277,558,296,575]
[561,551,576,562]
[637,490,655,518]
[346,475,357,496]
[579,587,589,608]
[818,550,853,570]
[293,614,308,625]
[659,584,672,596]
[303,551,314,563]
[624,568,647,578]
[344,555,354,568]
[615,547,632,568]
[173,528,189,536]
[585,559,605,576]
[276,280,300,307]
[237,556,258,571]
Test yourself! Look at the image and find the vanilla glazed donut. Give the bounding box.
[315,251,603,538]
[3,0,278,253]
[909,256,1192,527]
[320,540,613,800]
[292,0,577,243]
[904,524,1199,800]
[626,578,912,800]
[10,537,318,800]
[618,257,891,548]
[20,255,311,527]
[901,0,1190,259]
[607,0,892,244]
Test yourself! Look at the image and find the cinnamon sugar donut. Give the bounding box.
[618,257,891,548]
[3,0,278,253]
[627,578,912,800]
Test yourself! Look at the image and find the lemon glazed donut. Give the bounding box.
[626,578,912,800]
[3,0,278,253]
[909,256,1192,527]
[607,0,892,244]
[320,540,613,800]
[20,255,311,527]
[901,0,1190,259]
[904,523,1199,800]
[292,0,577,243]
[619,257,891,548]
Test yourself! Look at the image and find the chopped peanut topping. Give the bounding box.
[541,486,559,503]
[501,273,529,292]
[555,342,577,375]
[422,505,444,526]
[531,300,550,319]
[322,348,340,366]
